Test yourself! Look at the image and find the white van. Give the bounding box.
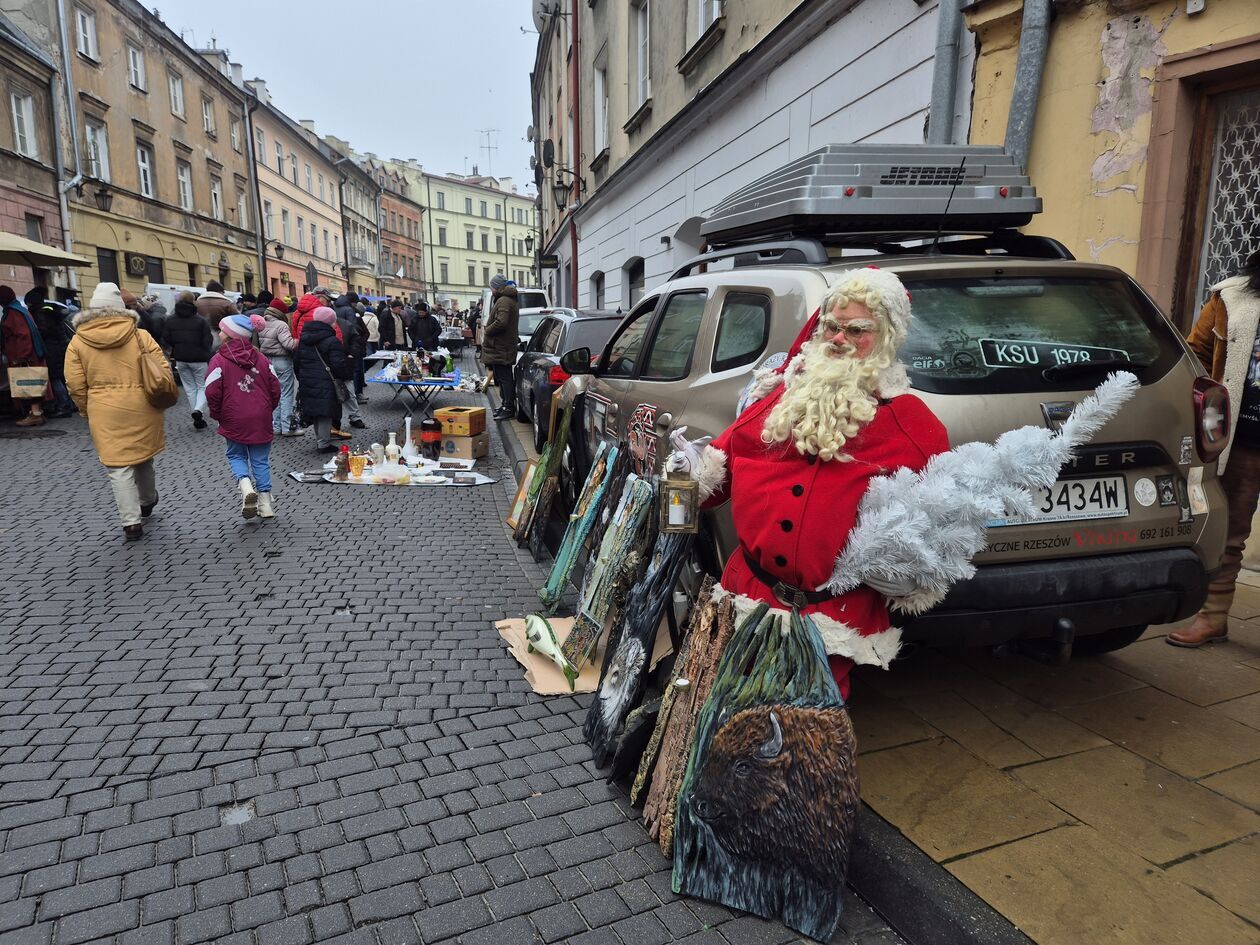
[480,285,549,315]
[144,283,243,313]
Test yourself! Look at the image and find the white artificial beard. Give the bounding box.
[761,338,891,461]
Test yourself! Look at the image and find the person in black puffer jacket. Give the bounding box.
[159,292,214,429]
[294,306,353,452]
[333,292,369,418]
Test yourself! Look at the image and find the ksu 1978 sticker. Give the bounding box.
[979,338,1128,369]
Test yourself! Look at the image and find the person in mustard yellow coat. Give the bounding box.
[64,282,169,540]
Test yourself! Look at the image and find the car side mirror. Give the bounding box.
[560,347,593,375]
[518,339,527,351]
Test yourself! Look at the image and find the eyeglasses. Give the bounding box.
[821,318,878,343]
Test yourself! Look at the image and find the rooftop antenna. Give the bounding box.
[476,129,499,177]
[928,155,967,255]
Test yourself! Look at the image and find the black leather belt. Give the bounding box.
[742,549,836,609]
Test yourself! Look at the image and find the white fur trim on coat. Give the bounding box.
[1214,275,1260,473]
[695,444,728,503]
[709,585,903,669]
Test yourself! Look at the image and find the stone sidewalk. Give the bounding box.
[0,379,900,945]
[851,579,1260,945]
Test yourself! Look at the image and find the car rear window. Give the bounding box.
[898,275,1184,394]
[518,291,548,309]
[567,318,620,354]
[519,313,547,337]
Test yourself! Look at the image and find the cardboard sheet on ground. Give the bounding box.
[496,615,674,695]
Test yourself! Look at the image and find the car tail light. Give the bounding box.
[1192,377,1230,463]
[548,366,571,386]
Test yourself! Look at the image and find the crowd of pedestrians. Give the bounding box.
[2,275,491,539]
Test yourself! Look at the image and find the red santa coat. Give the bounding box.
[699,385,949,697]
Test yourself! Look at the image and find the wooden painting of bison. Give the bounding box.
[678,702,859,940]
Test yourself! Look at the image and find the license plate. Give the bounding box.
[988,475,1128,527]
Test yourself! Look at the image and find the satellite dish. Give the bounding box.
[542,139,555,168]
[529,155,537,169]
[534,166,543,188]
[526,125,535,142]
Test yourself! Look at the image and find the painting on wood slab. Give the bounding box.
[672,605,858,942]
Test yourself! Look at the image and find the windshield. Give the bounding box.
[898,275,1182,394]
[519,313,548,337]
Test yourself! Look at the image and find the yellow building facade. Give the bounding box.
[386,159,537,309]
[965,0,1260,328]
[64,0,255,301]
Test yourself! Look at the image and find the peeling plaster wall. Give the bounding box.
[965,0,1260,277]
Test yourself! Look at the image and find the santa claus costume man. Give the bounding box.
[668,267,946,699]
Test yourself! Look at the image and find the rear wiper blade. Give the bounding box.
[1042,358,1149,381]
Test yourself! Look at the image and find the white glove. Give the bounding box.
[664,426,712,476]
[865,572,918,598]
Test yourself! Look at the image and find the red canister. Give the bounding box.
[420,418,443,460]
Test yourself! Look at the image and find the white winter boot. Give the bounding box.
[257,492,275,519]
[239,477,258,518]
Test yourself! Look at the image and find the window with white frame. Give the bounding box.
[698,0,722,33]
[10,92,38,159]
[263,199,274,238]
[126,45,146,90]
[310,223,316,254]
[304,163,312,193]
[480,200,487,217]
[289,153,297,184]
[75,7,98,59]
[255,127,265,161]
[323,229,330,259]
[210,177,223,220]
[435,191,444,210]
[281,208,290,244]
[633,0,651,107]
[176,160,193,211]
[297,215,306,252]
[201,98,215,136]
[274,141,283,174]
[168,73,185,117]
[85,118,109,180]
[318,174,325,200]
[237,191,248,228]
[594,61,609,154]
[229,119,240,151]
[333,234,339,261]
[136,143,155,198]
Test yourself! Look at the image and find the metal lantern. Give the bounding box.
[659,469,700,534]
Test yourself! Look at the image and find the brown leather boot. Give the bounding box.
[1166,614,1228,647]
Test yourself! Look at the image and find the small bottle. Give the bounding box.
[385,431,401,465]
[333,445,350,481]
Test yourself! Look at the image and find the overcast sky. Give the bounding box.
[156,0,539,194]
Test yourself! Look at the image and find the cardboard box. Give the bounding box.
[435,406,486,437]
[441,431,489,460]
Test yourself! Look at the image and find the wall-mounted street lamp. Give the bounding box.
[550,168,583,210]
[524,235,534,254]
[270,241,285,260]
[93,184,113,213]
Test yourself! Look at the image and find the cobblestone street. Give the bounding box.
[0,385,900,945]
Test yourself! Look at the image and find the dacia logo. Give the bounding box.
[1040,401,1074,433]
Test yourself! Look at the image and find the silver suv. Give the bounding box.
[557,145,1229,656]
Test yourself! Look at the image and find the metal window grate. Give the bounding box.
[1197,87,1260,304]
[879,165,982,186]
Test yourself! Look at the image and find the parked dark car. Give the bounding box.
[514,308,622,451]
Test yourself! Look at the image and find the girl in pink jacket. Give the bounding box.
[206,314,282,519]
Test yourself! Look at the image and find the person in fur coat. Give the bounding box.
[669,267,1139,699]
[1171,250,1260,646]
